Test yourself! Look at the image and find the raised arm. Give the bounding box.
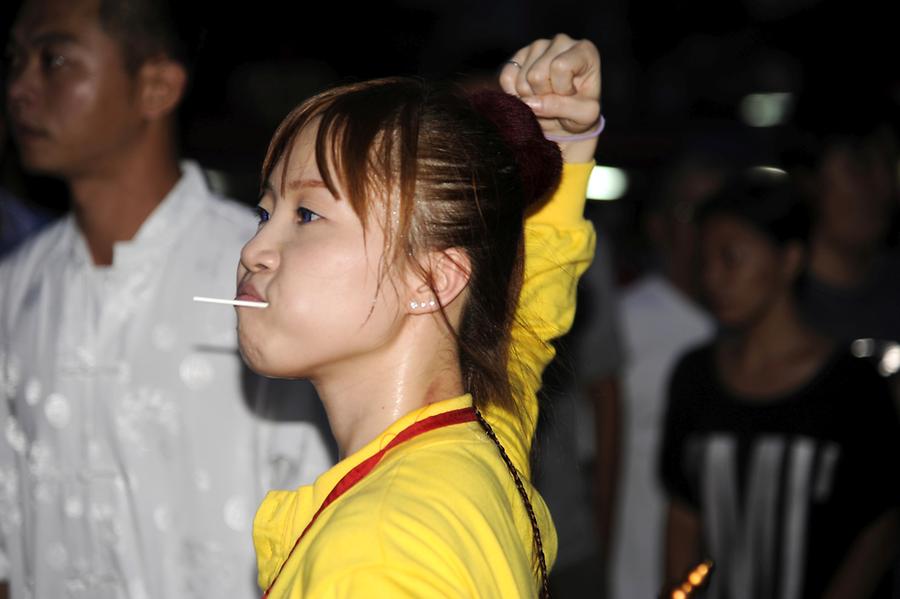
[485,35,602,474]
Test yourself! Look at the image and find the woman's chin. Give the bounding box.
[238,345,312,380]
[238,343,275,375]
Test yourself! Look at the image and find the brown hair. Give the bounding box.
[261,78,561,596]
[261,77,560,416]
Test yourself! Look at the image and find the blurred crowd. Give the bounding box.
[1,0,898,598]
[535,88,900,597]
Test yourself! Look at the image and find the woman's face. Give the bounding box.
[236,124,406,379]
[700,215,794,329]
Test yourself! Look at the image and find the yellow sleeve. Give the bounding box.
[483,162,596,476]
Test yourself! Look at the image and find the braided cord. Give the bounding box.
[474,408,550,599]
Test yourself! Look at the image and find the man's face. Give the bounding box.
[816,135,897,253]
[6,0,144,178]
[701,215,793,330]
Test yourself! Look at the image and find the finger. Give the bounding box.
[527,33,578,96]
[549,40,601,100]
[548,41,595,97]
[498,48,530,96]
[530,94,601,133]
[515,38,551,97]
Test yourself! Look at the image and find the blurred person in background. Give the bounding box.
[0,0,331,597]
[608,151,720,599]
[790,88,900,345]
[535,230,623,598]
[0,186,46,257]
[0,112,49,257]
[661,169,900,599]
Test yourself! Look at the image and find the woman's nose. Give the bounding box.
[240,228,280,274]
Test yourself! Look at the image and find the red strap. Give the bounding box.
[262,407,477,598]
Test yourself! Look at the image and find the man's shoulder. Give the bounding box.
[0,216,71,277]
[175,162,258,239]
[666,341,715,394]
[0,218,71,325]
[622,275,678,313]
[622,275,711,335]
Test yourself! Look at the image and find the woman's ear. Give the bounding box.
[405,248,471,314]
[137,57,188,120]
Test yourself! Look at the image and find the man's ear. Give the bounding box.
[138,57,187,120]
[782,241,806,284]
[405,248,471,314]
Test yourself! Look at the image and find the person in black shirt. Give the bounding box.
[660,169,900,599]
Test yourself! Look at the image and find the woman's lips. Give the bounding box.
[236,282,265,303]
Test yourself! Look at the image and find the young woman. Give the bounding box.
[661,169,900,599]
[235,35,602,597]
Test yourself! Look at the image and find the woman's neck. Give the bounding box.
[312,316,465,458]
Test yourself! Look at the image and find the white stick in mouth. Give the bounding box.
[193,296,269,308]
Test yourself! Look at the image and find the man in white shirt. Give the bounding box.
[0,1,333,597]
[610,155,718,599]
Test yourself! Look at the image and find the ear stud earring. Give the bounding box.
[410,299,438,310]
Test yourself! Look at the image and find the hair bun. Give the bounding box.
[467,90,563,209]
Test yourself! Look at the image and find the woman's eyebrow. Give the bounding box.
[261,178,330,200]
[287,179,327,190]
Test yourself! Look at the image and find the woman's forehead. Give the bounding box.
[267,126,335,197]
[280,126,321,176]
[268,115,402,241]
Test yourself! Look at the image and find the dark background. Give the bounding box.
[2,0,898,278]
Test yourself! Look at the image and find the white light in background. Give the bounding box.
[879,343,900,377]
[740,92,793,128]
[587,166,628,201]
[851,338,875,358]
[750,165,788,177]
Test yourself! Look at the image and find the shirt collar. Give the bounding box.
[115,161,210,264]
[67,161,212,268]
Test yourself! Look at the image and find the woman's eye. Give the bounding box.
[297,207,321,224]
[256,206,270,225]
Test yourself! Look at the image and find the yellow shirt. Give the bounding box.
[254,163,596,598]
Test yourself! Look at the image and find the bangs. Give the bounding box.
[260,79,424,266]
